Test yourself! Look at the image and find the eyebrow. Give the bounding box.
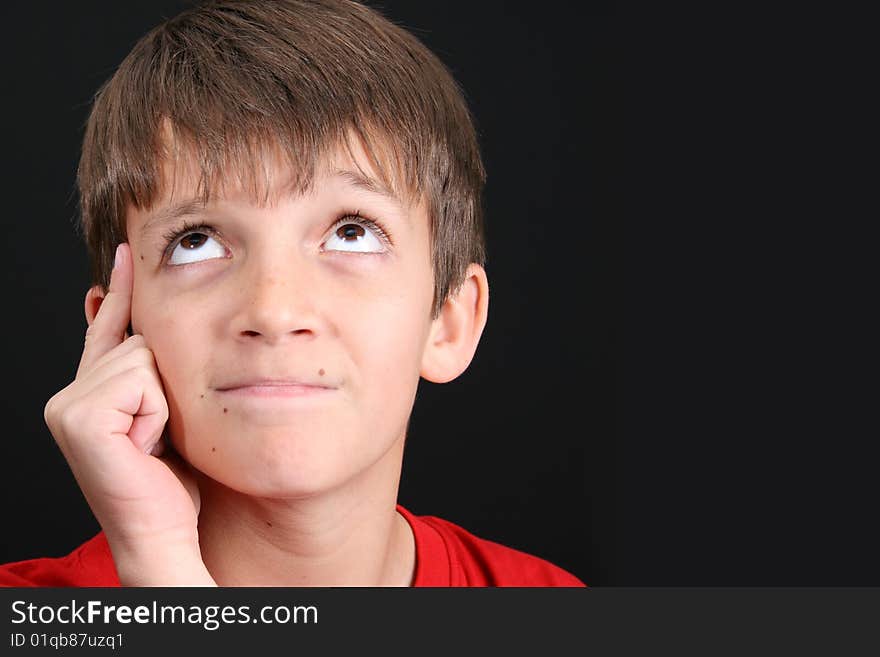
[139,199,209,241]
[139,169,406,241]
[330,168,405,210]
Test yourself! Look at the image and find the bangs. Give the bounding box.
[143,116,415,212]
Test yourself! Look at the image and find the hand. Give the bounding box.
[44,243,215,586]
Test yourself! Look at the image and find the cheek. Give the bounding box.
[348,308,431,427]
[346,275,434,371]
[133,294,207,387]
[137,299,214,460]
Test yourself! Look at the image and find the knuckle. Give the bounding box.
[43,394,58,426]
[84,320,100,337]
[133,344,156,364]
[56,399,85,437]
[44,385,73,430]
[134,350,160,375]
[123,364,155,393]
[83,324,97,345]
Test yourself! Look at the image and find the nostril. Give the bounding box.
[241,328,312,338]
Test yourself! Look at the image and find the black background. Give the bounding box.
[2,3,875,587]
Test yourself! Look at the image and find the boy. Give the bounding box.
[0,0,583,586]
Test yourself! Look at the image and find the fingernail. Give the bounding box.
[114,244,123,270]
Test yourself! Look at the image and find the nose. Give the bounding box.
[229,254,324,344]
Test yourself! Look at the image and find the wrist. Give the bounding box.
[110,541,216,587]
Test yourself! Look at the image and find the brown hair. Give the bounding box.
[78,0,486,317]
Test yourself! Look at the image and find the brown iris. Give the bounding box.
[337,224,365,241]
[180,233,208,249]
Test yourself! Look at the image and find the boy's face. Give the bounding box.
[126,139,435,497]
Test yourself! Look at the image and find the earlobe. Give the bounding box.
[84,285,106,327]
[420,264,489,383]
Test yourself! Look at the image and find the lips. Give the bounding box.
[214,377,337,399]
[216,378,334,391]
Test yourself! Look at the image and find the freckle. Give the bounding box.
[223,407,228,413]
[200,394,205,399]
[211,447,216,452]
[318,368,325,376]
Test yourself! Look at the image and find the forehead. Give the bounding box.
[126,128,428,242]
[152,127,410,206]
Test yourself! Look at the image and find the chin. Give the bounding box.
[195,455,352,499]
[179,429,358,499]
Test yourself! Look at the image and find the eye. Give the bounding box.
[323,216,389,254]
[168,230,227,265]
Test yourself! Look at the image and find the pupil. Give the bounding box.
[182,234,207,249]
[338,224,365,240]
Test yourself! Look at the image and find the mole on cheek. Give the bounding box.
[211,447,216,452]
[140,255,144,261]
[223,408,228,413]
[318,368,325,376]
[266,521,273,527]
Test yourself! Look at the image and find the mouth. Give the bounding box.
[215,379,336,398]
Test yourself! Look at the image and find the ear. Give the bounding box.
[420,263,490,383]
[84,285,106,327]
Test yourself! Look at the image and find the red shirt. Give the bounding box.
[0,505,584,587]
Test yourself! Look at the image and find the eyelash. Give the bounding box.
[160,221,218,260]
[327,210,393,249]
[160,210,393,261]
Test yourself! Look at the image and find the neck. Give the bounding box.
[195,436,415,586]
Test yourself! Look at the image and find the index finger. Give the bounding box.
[78,242,134,376]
